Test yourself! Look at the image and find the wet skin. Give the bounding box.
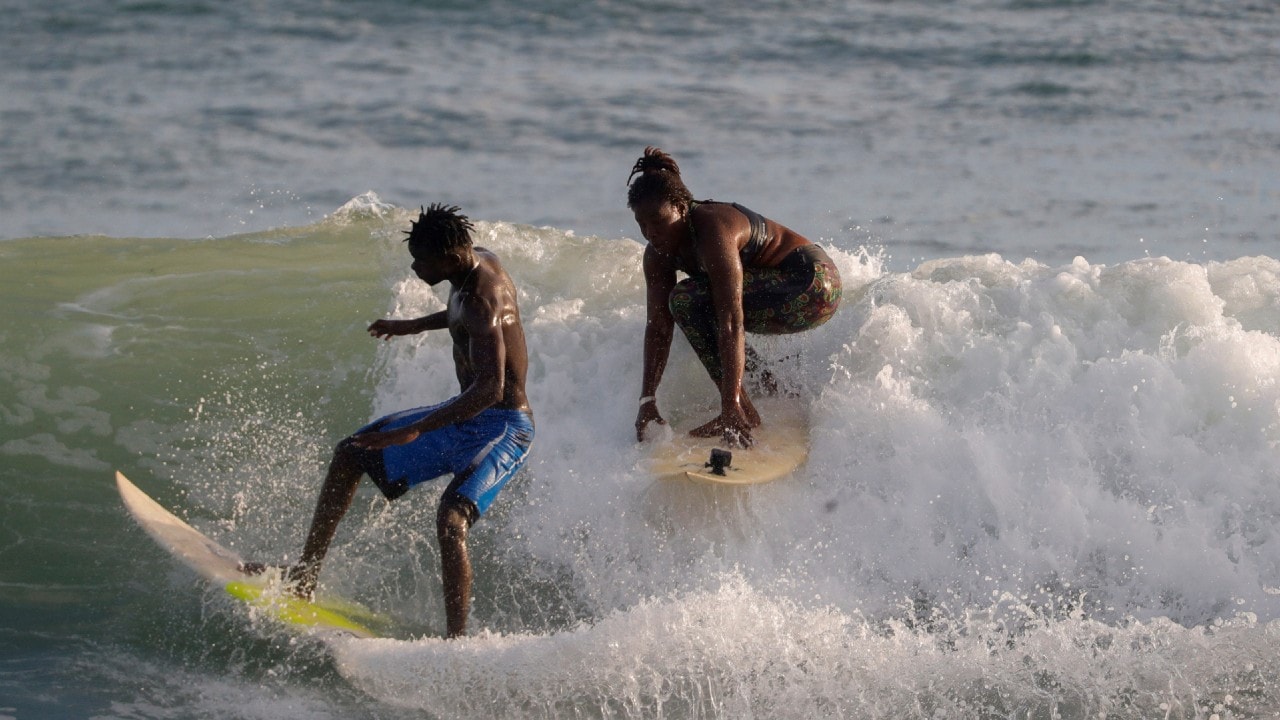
[632,198,810,448]
[249,243,529,639]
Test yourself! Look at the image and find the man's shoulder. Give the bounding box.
[459,256,516,316]
[475,246,514,275]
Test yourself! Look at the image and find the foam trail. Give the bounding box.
[331,579,1280,719]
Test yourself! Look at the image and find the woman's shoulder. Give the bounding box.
[688,200,746,238]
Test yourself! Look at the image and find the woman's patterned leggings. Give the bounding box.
[668,244,842,384]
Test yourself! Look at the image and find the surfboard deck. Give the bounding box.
[115,470,385,639]
[645,399,809,486]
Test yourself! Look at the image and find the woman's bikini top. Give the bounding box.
[679,200,772,275]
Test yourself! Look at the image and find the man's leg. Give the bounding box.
[288,439,365,598]
[437,496,475,638]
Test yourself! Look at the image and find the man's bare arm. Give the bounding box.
[355,298,505,449]
[367,311,448,340]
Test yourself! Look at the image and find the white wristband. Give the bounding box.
[639,396,656,406]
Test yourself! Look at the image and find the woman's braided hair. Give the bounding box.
[626,146,694,211]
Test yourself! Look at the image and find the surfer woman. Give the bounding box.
[627,146,842,447]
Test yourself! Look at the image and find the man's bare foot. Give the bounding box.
[238,561,283,577]
[283,563,318,600]
[238,562,315,599]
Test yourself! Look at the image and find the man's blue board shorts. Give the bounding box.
[347,403,534,520]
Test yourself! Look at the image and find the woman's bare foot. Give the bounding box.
[689,413,755,448]
[740,393,762,428]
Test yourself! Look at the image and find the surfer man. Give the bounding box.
[627,146,842,447]
[248,203,533,639]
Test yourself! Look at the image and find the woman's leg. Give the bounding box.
[668,249,841,400]
[741,250,842,335]
[668,276,723,382]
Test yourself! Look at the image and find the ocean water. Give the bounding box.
[4,1,1280,719]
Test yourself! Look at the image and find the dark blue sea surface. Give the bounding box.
[3,0,1277,265]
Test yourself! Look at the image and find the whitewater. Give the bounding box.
[331,197,1280,718]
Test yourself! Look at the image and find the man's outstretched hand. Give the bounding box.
[367,318,418,341]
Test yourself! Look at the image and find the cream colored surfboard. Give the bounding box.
[646,399,809,485]
[115,471,388,639]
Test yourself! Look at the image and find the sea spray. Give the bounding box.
[331,578,1280,719]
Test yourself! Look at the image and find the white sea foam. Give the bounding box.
[330,221,1280,716]
[367,225,1280,625]
[331,578,1280,719]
